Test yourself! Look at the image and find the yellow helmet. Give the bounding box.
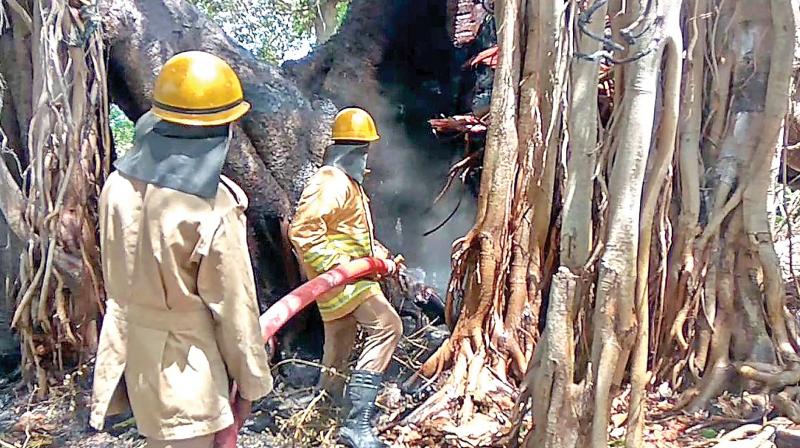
[151,51,251,126]
[331,108,380,142]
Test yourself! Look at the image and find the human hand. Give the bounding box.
[213,390,251,448]
[230,392,252,430]
[213,424,236,448]
[366,256,404,282]
[392,254,406,272]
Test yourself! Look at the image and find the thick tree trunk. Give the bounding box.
[512,0,798,445]
[395,0,527,444]
[285,0,392,101]
[524,0,606,444]
[0,0,112,393]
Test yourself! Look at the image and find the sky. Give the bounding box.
[282,39,313,62]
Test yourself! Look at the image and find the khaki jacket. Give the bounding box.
[90,171,273,440]
[289,166,388,321]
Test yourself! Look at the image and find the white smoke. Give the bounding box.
[362,89,477,294]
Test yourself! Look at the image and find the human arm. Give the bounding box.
[289,169,351,274]
[197,209,273,403]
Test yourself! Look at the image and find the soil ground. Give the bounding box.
[0,329,724,448]
[0,374,719,448]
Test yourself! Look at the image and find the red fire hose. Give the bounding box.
[214,256,398,448]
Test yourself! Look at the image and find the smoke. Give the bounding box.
[361,86,477,295]
[307,0,476,295]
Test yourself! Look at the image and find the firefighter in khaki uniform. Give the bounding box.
[289,108,402,448]
[90,51,273,448]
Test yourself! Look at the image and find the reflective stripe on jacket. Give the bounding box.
[289,166,387,321]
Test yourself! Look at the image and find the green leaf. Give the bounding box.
[700,428,718,439]
[336,0,349,23]
[186,0,351,62]
[109,104,134,156]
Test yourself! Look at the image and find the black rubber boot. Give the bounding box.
[339,370,388,448]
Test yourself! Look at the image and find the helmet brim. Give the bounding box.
[331,132,380,142]
[151,101,251,127]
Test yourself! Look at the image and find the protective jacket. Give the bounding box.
[90,159,272,437]
[289,166,388,321]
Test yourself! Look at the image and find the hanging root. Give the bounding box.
[738,363,800,390]
[3,0,110,388]
[774,387,800,422]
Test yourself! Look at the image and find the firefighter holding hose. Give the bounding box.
[90,51,273,448]
[289,107,402,448]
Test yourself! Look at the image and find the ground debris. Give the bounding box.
[0,360,768,448]
[0,309,448,447]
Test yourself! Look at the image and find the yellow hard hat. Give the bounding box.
[151,51,251,126]
[331,108,380,142]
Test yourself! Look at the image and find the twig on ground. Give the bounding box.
[271,358,348,379]
[292,390,329,440]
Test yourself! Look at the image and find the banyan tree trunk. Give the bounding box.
[515,0,800,447]
[0,0,112,394]
[388,0,800,445]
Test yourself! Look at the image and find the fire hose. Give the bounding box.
[214,256,400,448]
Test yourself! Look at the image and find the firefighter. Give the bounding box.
[90,51,273,448]
[289,107,402,448]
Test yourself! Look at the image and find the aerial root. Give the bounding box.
[409,338,454,385]
[774,387,800,423]
[737,363,800,390]
[713,424,775,448]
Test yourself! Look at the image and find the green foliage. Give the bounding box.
[699,428,718,439]
[188,0,350,63]
[109,104,134,156]
[336,0,349,23]
[290,1,317,40]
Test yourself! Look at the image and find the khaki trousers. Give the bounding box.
[145,435,214,448]
[319,293,402,401]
